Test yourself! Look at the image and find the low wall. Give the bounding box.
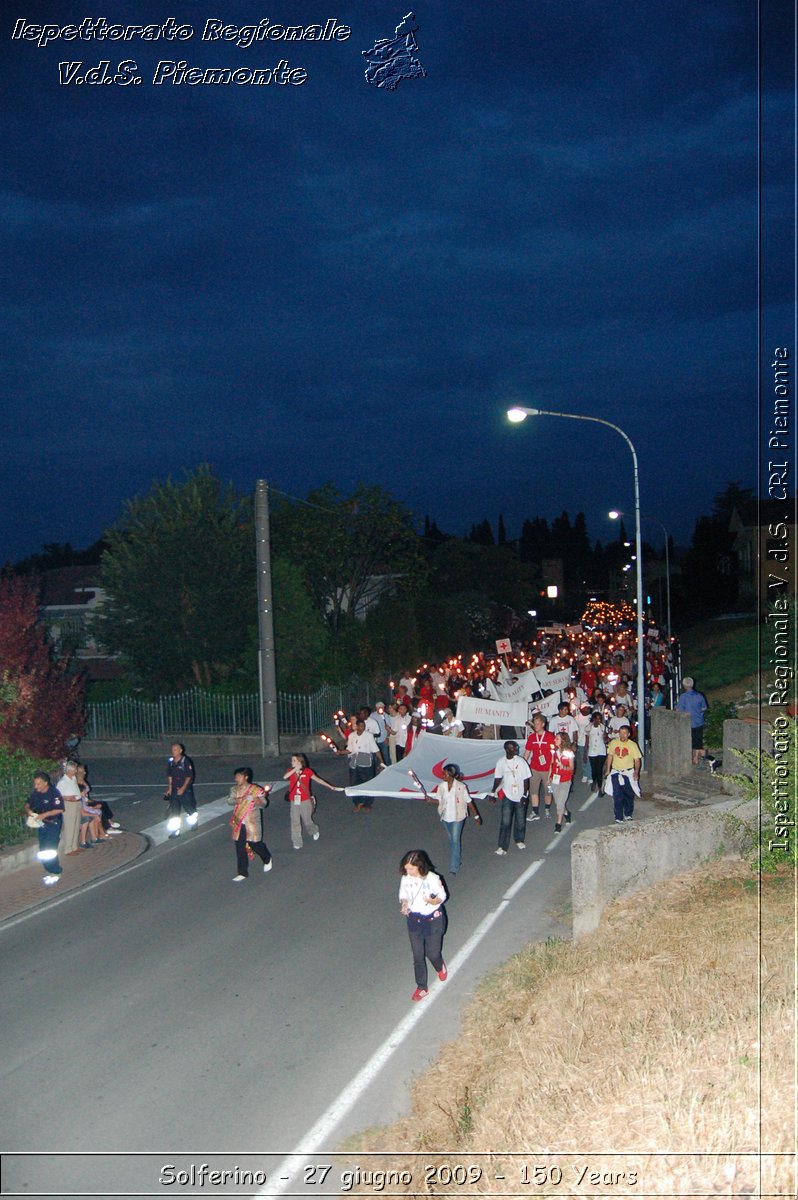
[571,797,756,939]
[723,718,774,777]
[80,733,329,759]
[649,708,692,780]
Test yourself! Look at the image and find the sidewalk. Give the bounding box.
[0,831,147,924]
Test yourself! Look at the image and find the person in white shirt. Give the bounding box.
[607,704,631,738]
[57,760,84,855]
[574,702,593,782]
[552,701,581,749]
[390,703,412,761]
[398,849,448,1002]
[584,711,608,793]
[489,741,532,855]
[428,762,482,874]
[344,719,383,810]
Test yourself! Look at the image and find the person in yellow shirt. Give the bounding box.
[603,724,642,824]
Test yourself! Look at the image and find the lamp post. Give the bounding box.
[507,406,646,758]
[609,509,671,642]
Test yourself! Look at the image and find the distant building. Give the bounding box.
[38,566,121,679]
[729,499,796,617]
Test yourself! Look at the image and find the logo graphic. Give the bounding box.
[362,11,426,90]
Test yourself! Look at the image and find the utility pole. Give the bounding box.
[255,480,280,757]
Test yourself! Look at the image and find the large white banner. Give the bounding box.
[534,666,572,693]
[456,695,528,727]
[528,691,563,719]
[494,667,542,704]
[344,732,506,799]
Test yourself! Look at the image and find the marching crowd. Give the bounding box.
[24,621,710,1002]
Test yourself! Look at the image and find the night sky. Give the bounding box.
[2,1,768,562]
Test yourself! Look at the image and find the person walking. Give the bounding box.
[24,772,65,886]
[344,719,383,811]
[584,710,608,794]
[603,723,643,823]
[429,763,482,875]
[164,742,198,838]
[524,713,556,820]
[282,754,341,849]
[548,731,575,832]
[398,849,448,1002]
[489,740,532,855]
[226,768,272,881]
[676,676,709,766]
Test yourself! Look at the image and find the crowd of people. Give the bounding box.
[24,616,704,1000]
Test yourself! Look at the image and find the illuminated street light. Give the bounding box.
[507,406,646,760]
[609,508,671,641]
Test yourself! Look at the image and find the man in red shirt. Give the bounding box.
[523,712,556,820]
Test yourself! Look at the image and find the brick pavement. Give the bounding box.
[0,831,147,924]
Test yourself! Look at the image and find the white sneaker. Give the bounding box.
[186,812,199,827]
[110,821,121,829]
[42,875,61,885]
[516,842,526,849]
[495,847,507,856]
[263,861,273,872]
[232,874,247,882]
[106,828,122,835]
[312,832,320,841]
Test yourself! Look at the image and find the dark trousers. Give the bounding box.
[349,759,377,808]
[497,798,526,850]
[611,773,636,820]
[37,822,63,875]
[589,755,605,790]
[168,788,197,819]
[406,909,446,990]
[236,826,271,875]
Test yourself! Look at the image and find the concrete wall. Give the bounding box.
[571,797,756,939]
[649,707,692,780]
[723,718,774,777]
[80,733,329,759]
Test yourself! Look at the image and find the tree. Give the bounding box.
[0,573,86,758]
[94,466,254,693]
[271,483,426,638]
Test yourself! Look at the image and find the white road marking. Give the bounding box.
[141,782,287,845]
[258,858,546,1198]
[580,792,599,811]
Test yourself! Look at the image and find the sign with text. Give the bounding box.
[534,667,572,693]
[456,695,529,728]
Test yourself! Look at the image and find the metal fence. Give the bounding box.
[0,771,35,849]
[85,680,379,741]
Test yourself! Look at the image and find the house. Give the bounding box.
[729,499,796,617]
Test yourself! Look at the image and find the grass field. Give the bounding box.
[678,619,760,701]
[346,859,795,1198]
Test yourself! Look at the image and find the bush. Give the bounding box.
[705,700,737,747]
[0,746,59,849]
[727,717,797,872]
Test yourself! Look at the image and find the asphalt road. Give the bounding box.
[0,750,603,1198]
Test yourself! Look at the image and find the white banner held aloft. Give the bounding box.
[528,691,562,719]
[456,695,529,728]
[495,668,541,704]
[534,666,572,693]
[344,732,506,799]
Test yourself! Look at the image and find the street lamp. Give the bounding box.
[506,406,646,758]
[609,509,671,642]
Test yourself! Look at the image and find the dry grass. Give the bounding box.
[345,861,796,1197]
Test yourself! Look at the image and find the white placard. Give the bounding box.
[457,695,529,727]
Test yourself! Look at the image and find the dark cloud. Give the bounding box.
[0,0,766,562]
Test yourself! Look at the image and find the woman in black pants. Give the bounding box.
[398,850,448,1002]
